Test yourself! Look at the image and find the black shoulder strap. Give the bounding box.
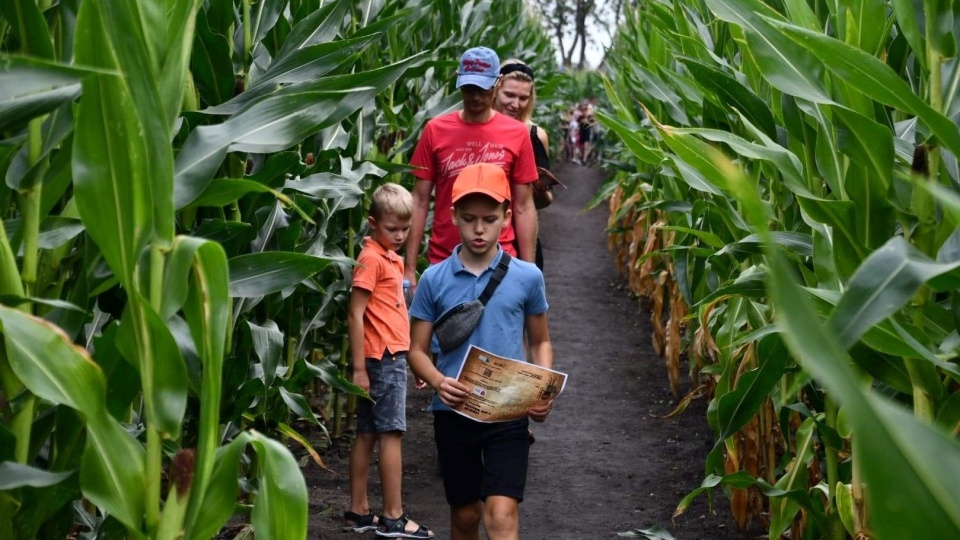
[478,252,511,305]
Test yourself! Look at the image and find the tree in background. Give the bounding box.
[531,0,626,69]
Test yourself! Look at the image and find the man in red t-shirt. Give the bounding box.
[405,46,539,289]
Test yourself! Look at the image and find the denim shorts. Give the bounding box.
[355,351,407,434]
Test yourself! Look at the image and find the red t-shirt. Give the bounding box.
[410,111,539,263]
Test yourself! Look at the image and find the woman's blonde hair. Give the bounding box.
[496,58,536,124]
[370,183,413,220]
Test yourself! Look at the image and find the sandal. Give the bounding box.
[375,513,434,539]
[343,511,379,533]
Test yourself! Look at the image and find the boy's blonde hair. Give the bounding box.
[370,183,413,220]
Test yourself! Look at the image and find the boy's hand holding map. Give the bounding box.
[451,345,568,423]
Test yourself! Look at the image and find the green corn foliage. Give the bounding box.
[0,0,555,537]
[602,1,960,539]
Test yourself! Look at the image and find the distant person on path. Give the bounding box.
[577,100,597,164]
[345,183,434,539]
[405,46,539,293]
[493,59,553,269]
[568,106,582,164]
[408,164,555,540]
[559,106,574,162]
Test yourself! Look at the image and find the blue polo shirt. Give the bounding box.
[410,246,549,412]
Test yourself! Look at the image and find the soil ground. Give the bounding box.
[305,163,761,539]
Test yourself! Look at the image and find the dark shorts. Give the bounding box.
[433,411,530,506]
[355,352,407,434]
[579,126,593,143]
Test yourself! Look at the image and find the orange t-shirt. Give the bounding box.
[352,237,410,359]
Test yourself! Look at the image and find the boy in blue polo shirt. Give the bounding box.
[408,163,555,540]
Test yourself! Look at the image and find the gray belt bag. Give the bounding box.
[433,253,511,353]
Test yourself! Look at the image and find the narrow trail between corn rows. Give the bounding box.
[308,163,751,539]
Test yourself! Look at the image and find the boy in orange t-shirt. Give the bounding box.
[345,183,433,539]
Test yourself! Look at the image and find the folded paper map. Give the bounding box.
[452,345,568,423]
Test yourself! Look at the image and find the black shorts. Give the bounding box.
[578,126,593,143]
[433,411,530,506]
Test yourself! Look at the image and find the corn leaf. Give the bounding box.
[175,56,423,207]
[769,250,960,539]
[828,237,960,349]
[175,238,231,537]
[0,463,74,489]
[184,434,247,539]
[228,252,345,297]
[679,57,777,138]
[274,0,350,59]
[769,18,960,156]
[206,36,378,115]
[716,336,788,439]
[249,320,283,390]
[0,56,96,132]
[0,306,145,531]
[73,3,154,288]
[116,299,188,438]
[595,111,662,166]
[706,0,832,103]
[0,0,54,59]
[247,432,308,539]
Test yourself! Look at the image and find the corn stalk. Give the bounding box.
[602,0,960,538]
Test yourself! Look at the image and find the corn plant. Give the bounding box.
[0,0,410,536]
[1,0,557,537]
[600,1,960,539]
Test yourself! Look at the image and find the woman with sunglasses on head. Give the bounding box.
[493,59,553,270]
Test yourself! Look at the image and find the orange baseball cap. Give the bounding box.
[451,163,511,204]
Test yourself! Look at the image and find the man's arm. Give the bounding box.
[409,319,470,407]
[404,179,433,291]
[347,288,372,393]
[525,312,555,422]
[525,312,553,369]
[511,182,537,263]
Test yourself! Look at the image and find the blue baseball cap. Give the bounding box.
[456,47,500,89]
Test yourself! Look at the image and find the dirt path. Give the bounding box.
[307,164,753,539]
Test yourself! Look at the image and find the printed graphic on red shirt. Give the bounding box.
[410,112,539,263]
[439,140,510,183]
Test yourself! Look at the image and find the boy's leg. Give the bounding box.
[370,353,407,518]
[450,502,483,540]
[373,353,432,536]
[378,432,404,518]
[434,412,483,537]
[348,432,377,515]
[348,354,397,521]
[346,384,379,530]
[380,431,429,535]
[478,418,529,539]
[482,496,520,540]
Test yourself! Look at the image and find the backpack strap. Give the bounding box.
[478,252,511,305]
